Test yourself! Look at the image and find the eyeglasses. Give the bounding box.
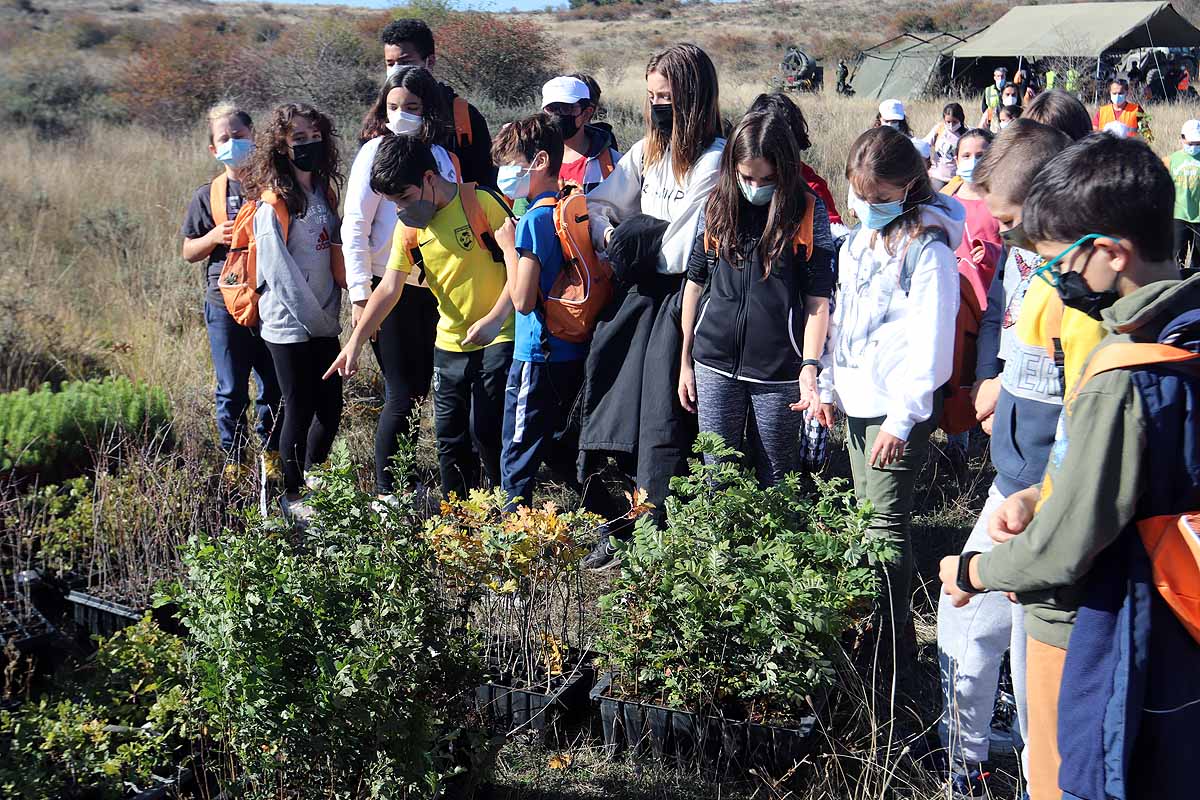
[1032,234,1106,288]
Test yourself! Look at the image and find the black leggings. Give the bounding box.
[266,338,344,494]
[370,280,439,494]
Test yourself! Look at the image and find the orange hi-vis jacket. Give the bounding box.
[1093,102,1142,136]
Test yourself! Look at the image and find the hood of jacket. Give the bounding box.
[583,124,616,158]
[1103,272,1200,343]
[916,192,966,243]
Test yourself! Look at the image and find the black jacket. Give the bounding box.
[438,82,497,190]
[686,197,836,383]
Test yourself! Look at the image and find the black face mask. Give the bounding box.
[553,112,580,140]
[1056,269,1119,320]
[999,222,1032,252]
[651,103,673,139]
[289,139,325,173]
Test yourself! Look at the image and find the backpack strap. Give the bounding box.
[210,174,229,226]
[398,225,426,285]
[899,227,951,294]
[597,148,615,180]
[1067,342,1200,412]
[452,97,472,150]
[940,176,963,196]
[447,150,463,184]
[260,190,290,242]
[459,182,510,264]
[1043,293,1067,373]
[791,194,816,261]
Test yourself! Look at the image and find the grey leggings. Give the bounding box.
[694,364,801,486]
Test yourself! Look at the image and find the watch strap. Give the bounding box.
[801,358,823,374]
[957,551,982,594]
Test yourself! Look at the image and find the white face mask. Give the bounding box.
[1002,95,1018,107]
[884,120,902,130]
[387,109,422,136]
[999,120,1012,130]
[386,63,402,79]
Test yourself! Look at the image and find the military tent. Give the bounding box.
[853,30,983,100]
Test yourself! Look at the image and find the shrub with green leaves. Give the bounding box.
[0,617,190,800]
[181,445,484,799]
[0,377,172,478]
[598,434,894,719]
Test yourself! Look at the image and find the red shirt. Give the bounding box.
[802,163,843,225]
[559,154,589,189]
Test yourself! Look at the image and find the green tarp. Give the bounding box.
[953,2,1200,59]
[854,31,980,100]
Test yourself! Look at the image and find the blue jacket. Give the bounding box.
[1057,286,1200,800]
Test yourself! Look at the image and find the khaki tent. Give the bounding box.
[953,2,1200,59]
[853,31,983,99]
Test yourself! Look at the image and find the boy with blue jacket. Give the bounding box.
[941,133,1199,800]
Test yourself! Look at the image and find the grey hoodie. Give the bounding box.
[254,188,342,345]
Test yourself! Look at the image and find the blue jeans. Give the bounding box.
[204,300,282,458]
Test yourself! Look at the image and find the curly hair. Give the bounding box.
[243,103,344,217]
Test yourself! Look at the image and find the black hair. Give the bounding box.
[746,92,811,151]
[1024,133,1174,262]
[369,134,438,196]
[381,18,435,58]
[954,127,993,155]
[942,102,965,125]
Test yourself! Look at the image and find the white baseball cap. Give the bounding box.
[1182,119,1200,143]
[541,76,591,109]
[910,137,931,159]
[879,99,906,121]
[1103,120,1131,138]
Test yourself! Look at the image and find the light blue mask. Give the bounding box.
[957,158,977,183]
[1186,144,1200,157]
[497,164,532,200]
[215,137,254,169]
[848,188,909,230]
[738,175,776,206]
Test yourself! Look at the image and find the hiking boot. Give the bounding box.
[582,523,628,571]
[280,495,316,528]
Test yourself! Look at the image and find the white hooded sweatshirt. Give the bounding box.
[819,195,964,440]
[586,137,725,275]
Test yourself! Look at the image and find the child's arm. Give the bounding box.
[946,379,1146,603]
[587,139,645,251]
[463,217,517,348]
[678,278,704,413]
[324,268,406,379]
[342,141,384,308]
[182,223,230,263]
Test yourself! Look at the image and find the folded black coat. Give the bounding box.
[578,216,696,523]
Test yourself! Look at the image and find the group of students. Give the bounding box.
[180,22,1200,799]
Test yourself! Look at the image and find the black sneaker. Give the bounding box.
[582,535,621,571]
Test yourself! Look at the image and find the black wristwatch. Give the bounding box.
[801,359,823,375]
[957,551,982,594]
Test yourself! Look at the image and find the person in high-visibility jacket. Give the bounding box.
[1093,79,1148,138]
[981,66,1007,114]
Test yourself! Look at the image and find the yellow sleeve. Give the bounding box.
[385,226,412,274]
[1060,309,1106,394]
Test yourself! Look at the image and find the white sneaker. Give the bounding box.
[279,495,316,527]
[370,494,399,515]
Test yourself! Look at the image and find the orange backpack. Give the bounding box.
[1067,342,1200,643]
[219,186,346,327]
[394,182,509,285]
[452,97,472,150]
[529,186,615,343]
[900,227,985,435]
[704,189,816,264]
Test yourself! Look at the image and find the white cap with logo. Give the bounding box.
[541,77,591,109]
[1182,119,1200,143]
[879,99,906,121]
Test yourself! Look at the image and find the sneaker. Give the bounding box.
[581,534,621,571]
[304,473,324,493]
[279,495,316,528]
[370,494,399,515]
[949,769,987,799]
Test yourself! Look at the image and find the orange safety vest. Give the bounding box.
[1096,102,1142,136]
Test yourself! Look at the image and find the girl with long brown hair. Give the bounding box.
[817,125,963,647]
[343,65,460,504]
[246,102,346,525]
[677,108,835,486]
[578,43,726,569]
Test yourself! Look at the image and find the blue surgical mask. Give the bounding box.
[215,137,254,169]
[848,187,909,231]
[958,157,977,183]
[1186,144,1200,157]
[1112,93,1127,106]
[738,175,776,206]
[497,164,532,200]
